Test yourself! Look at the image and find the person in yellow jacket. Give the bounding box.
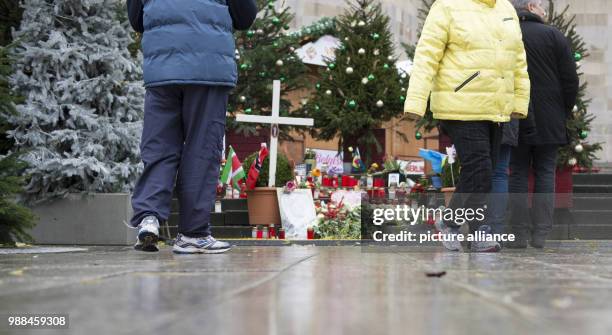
[405,0,530,252]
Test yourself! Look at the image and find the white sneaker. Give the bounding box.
[172,233,232,254]
[134,216,160,252]
[434,217,463,252]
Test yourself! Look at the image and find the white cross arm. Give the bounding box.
[235,114,314,126]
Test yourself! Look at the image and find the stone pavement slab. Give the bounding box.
[1,242,612,334]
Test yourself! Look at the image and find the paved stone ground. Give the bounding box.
[1,242,612,335]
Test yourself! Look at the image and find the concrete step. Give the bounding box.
[569,224,612,240]
[168,212,225,227]
[572,195,612,211]
[221,199,248,211]
[568,210,612,225]
[573,173,612,185]
[573,184,612,193]
[211,226,253,238]
[224,210,250,226]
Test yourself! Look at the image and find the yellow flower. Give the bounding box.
[312,168,321,177]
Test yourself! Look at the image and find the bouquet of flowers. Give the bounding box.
[314,200,361,239]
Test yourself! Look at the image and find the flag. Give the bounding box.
[220,146,246,190]
[418,149,447,174]
[246,143,269,190]
[351,147,366,172]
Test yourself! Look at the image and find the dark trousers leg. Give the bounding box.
[489,144,512,234]
[531,145,558,235]
[508,144,532,234]
[441,121,494,233]
[177,85,229,236]
[131,86,184,226]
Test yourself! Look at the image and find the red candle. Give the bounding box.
[307,227,315,240]
[373,178,385,187]
[278,228,285,239]
[256,227,263,239]
[342,175,350,187]
[269,224,276,238]
[322,177,331,187]
[332,175,339,188]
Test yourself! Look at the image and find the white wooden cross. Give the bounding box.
[236,80,314,187]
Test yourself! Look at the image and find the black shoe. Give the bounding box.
[505,231,528,249]
[530,233,547,249]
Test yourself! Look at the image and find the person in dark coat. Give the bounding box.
[508,0,579,248]
[126,0,257,253]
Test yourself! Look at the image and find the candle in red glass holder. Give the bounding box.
[322,177,331,187]
[307,227,315,240]
[269,224,276,239]
[373,178,385,187]
[256,226,263,239]
[332,175,339,188]
[341,175,350,187]
[278,228,285,239]
[307,176,313,183]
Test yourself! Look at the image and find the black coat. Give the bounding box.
[517,11,579,145]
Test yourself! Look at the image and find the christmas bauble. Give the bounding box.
[315,83,321,90]
[289,46,295,52]
[235,54,240,60]
[273,42,279,48]
[575,144,584,153]
[358,21,366,27]
[373,49,380,56]
[350,21,357,28]
[246,30,254,37]
[272,17,280,25]
[240,63,248,70]
[568,157,577,166]
[579,130,588,139]
[325,89,332,95]
[376,100,384,108]
[574,52,582,61]
[239,96,246,102]
[383,63,389,69]
[256,29,264,35]
[361,77,369,84]
[415,131,422,140]
[245,108,253,114]
[314,105,320,111]
[268,2,274,9]
[276,59,284,66]
[401,73,407,79]
[348,100,357,108]
[328,63,336,70]
[388,55,394,61]
[576,61,581,67]
[358,48,366,55]
[346,67,354,74]
[400,96,406,102]
[284,25,290,30]
[372,33,380,40]
[259,71,267,78]
[367,74,375,81]
[280,76,286,82]
[573,105,578,113]
[344,37,349,41]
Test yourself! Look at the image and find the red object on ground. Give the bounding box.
[269,225,276,239]
[322,177,331,187]
[307,227,315,240]
[342,175,351,187]
[373,178,384,187]
[278,229,285,239]
[332,175,339,188]
[256,229,263,239]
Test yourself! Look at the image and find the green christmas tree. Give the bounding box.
[0,44,36,245]
[547,1,602,169]
[306,0,406,163]
[228,0,324,140]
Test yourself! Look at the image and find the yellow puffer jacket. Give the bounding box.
[404,0,530,122]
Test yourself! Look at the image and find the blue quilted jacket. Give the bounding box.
[128,0,256,88]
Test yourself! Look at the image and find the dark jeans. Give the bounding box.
[508,144,558,236]
[440,120,502,233]
[489,144,512,234]
[130,85,230,237]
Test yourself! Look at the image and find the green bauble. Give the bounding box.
[574,52,582,61]
[280,76,286,82]
[259,71,267,78]
[246,30,254,38]
[268,2,274,9]
[579,130,588,139]
[314,105,320,111]
[383,63,390,69]
[240,63,248,70]
[367,74,375,81]
[372,33,380,40]
[400,96,406,102]
[415,131,423,140]
[272,17,280,25]
[348,100,357,109]
[315,83,321,90]
[328,63,336,70]
[284,25,290,30]
[245,108,253,114]
[273,41,279,48]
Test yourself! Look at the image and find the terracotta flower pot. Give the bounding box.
[441,187,456,207]
[246,187,281,226]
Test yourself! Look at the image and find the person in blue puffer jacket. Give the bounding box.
[126,0,256,254]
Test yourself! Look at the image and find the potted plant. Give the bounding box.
[242,152,294,226]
